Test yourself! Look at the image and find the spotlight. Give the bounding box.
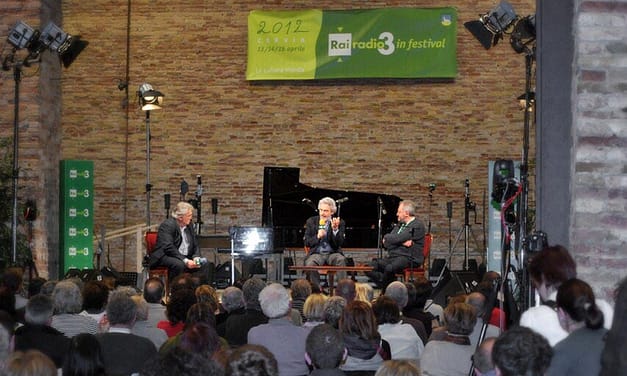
[517,91,535,112]
[38,21,89,68]
[510,15,536,54]
[464,0,518,49]
[7,21,39,50]
[138,83,164,111]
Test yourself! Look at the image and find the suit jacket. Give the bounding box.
[149,217,199,267]
[383,218,425,262]
[304,215,346,255]
[96,331,157,376]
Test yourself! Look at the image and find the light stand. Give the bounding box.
[376,196,386,259]
[10,62,23,265]
[449,179,481,271]
[144,110,153,227]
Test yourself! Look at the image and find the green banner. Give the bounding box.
[247,8,457,80]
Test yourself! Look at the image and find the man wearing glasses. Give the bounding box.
[303,197,347,288]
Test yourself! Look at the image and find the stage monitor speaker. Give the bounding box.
[430,270,480,307]
[213,262,240,289]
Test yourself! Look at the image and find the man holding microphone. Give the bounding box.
[303,197,346,288]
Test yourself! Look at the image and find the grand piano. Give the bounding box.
[261,167,402,250]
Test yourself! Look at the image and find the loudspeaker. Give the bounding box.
[430,270,480,307]
[213,262,241,289]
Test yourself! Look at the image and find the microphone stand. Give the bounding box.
[463,179,471,271]
[376,198,384,259]
[195,175,203,235]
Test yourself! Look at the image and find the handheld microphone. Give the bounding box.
[377,196,387,215]
[319,218,327,230]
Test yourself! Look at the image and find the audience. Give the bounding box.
[305,324,346,375]
[339,300,391,373]
[96,289,157,375]
[420,302,476,376]
[225,277,268,347]
[195,284,220,312]
[546,278,607,376]
[2,350,57,376]
[130,294,168,348]
[335,279,356,303]
[465,292,501,346]
[374,360,421,376]
[600,275,627,375]
[50,280,99,337]
[158,287,197,337]
[323,296,347,329]
[355,282,374,305]
[13,294,70,368]
[472,337,496,376]
[142,347,224,376]
[303,293,328,327]
[248,283,311,376]
[27,277,47,298]
[217,286,245,336]
[0,325,11,367]
[225,344,279,376]
[160,301,220,354]
[414,277,443,328]
[372,295,423,361]
[291,278,313,322]
[178,321,222,358]
[143,277,166,327]
[384,281,427,344]
[80,280,110,324]
[492,326,552,376]
[62,333,107,376]
[402,279,434,337]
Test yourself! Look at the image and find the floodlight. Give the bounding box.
[7,21,39,50]
[138,83,164,111]
[464,0,518,49]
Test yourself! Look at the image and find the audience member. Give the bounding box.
[159,301,220,354]
[179,321,222,357]
[323,296,346,329]
[13,294,70,368]
[2,350,57,376]
[383,281,427,343]
[546,278,607,376]
[27,277,47,298]
[519,245,613,346]
[62,333,106,376]
[217,286,245,336]
[225,344,279,376]
[372,295,423,361]
[355,282,374,305]
[600,275,627,376]
[130,294,168,348]
[420,302,476,376]
[403,279,434,337]
[80,280,110,324]
[465,292,501,346]
[492,326,552,376]
[306,324,346,375]
[225,277,268,347]
[0,285,18,324]
[339,300,391,373]
[142,347,224,376]
[143,277,166,328]
[472,337,496,376]
[0,325,11,367]
[335,279,356,303]
[2,268,28,311]
[478,271,507,329]
[248,283,311,376]
[195,284,220,312]
[414,277,443,328]
[157,287,197,337]
[169,272,198,294]
[374,360,421,376]
[50,280,99,337]
[39,280,57,297]
[291,278,313,322]
[303,293,328,327]
[96,290,157,375]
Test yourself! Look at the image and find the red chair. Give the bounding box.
[402,233,433,281]
[145,231,168,294]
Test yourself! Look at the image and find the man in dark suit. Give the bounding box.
[149,201,213,283]
[304,197,346,287]
[367,200,425,291]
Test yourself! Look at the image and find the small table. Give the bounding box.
[288,265,373,295]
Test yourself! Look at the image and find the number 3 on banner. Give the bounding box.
[378,32,395,56]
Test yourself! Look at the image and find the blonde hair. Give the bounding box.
[355,283,374,305]
[303,293,329,322]
[172,201,194,219]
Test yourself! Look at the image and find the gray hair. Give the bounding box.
[106,290,138,326]
[400,200,416,216]
[52,280,83,314]
[243,278,266,310]
[318,197,337,213]
[221,287,245,312]
[384,281,409,309]
[259,283,290,319]
[323,296,347,328]
[172,201,194,219]
[25,294,54,325]
[131,295,150,321]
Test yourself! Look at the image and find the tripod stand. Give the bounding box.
[449,179,482,271]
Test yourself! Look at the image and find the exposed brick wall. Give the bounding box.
[573,0,627,301]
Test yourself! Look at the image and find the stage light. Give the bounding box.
[464,0,518,49]
[510,15,536,54]
[38,21,89,68]
[7,21,39,50]
[138,83,164,111]
[517,91,535,112]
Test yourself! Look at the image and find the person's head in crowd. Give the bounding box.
[0,325,10,366]
[221,286,245,313]
[142,347,224,376]
[242,278,266,310]
[527,245,576,301]
[466,292,489,320]
[444,302,477,336]
[310,281,323,294]
[0,286,17,318]
[82,280,110,314]
[258,283,290,319]
[339,300,380,341]
[106,290,137,328]
[412,276,433,309]
[473,337,497,376]
[355,282,374,305]
[62,333,106,376]
[170,273,197,294]
[384,281,409,310]
[179,321,221,357]
[372,295,401,325]
[225,344,279,376]
[306,323,346,370]
[323,296,346,329]
[556,278,604,332]
[492,326,552,376]
[39,280,57,297]
[291,278,312,301]
[166,288,197,325]
[185,301,217,328]
[195,284,220,312]
[3,350,57,376]
[600,276,627,375]
[447,293,468,307]
[335,278,356,302]
[24,294,54,325]
[52,280,84,314]
[114,285,140,297]
[2,268,24,295]
[131,295,151,322]
[375,359,421,376]
[27,277,47,298]
[303,293,328,323]
[143,277,165,304]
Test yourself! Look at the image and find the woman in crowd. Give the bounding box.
[62,333,107,376]
[372,295,423,361]
[303,293,328,327]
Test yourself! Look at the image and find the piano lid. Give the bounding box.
[261,166,401,249]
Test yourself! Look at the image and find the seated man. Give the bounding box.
[367,200,425,291]
[149,201,214,284]
[304,197,346,288]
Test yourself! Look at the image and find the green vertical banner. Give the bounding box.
[247,8,457,80]
[59,160,94,275]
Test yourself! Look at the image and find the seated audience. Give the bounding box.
[142,347,224,376]
[546,278,607,376]
[62,333,106,376]
[339,300,391,373]
[414,277,443,328]
[335,279,356,303]
[50,280,99,337]
[225,277,268,347]
[492,326,552,376]
[384,281,427,343]
[372,295,423,361]
[402,279,434,337]
[306,324,347,375]
[472,337,497,376]
[291,278,312,322]
[143,277,166,328]
[303,293,328,327]
[600,276,627,375]
[130,294,168,349]
[195,284,220,312]
[80,280,110,324]
[374,360,421,376]
[3,350,57,376]
[160,301,221,354]
[420,302,476,376]
[27,277,47,298]
[217,286,245,336]
[465,292,501,346]
[158,287,197,337]
[0,324,11,367]
[226,344,279,376]
[178,321,222,358]
[355,282,374,306]
[248,283,311,376]
[323,296,346,329]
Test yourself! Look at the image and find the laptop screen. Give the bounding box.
[229,226,274,255]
